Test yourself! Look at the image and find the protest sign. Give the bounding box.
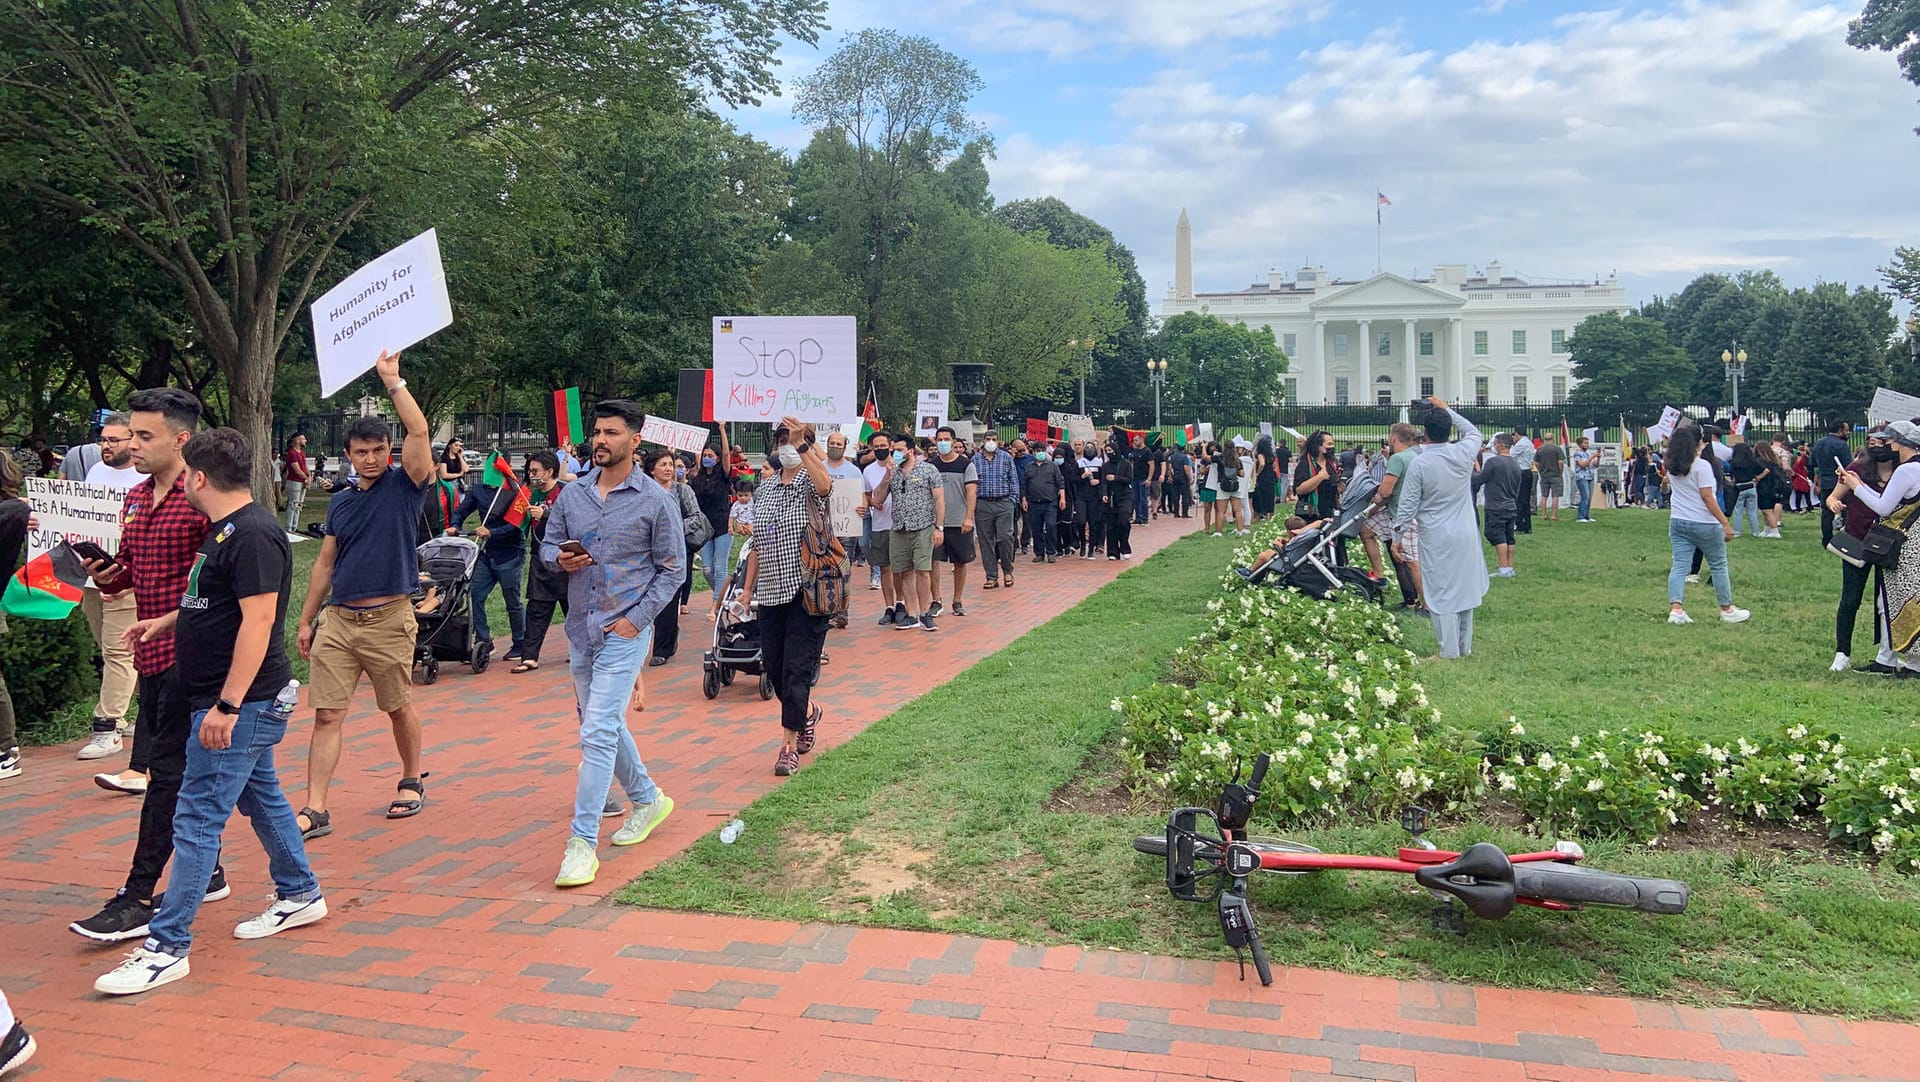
[1047,411,1070,430]
[829,477,864,537]
[1258,422,1274,440]
[1278,424,1305,443]
[1646,405,1682,443]
[821,419,866,441]
[712,315,856,422]
[25,476,132,592]
[1065,415,1095,444]
[311,228,454,398]
[641,415,710,455]
[916,390,950,437]
[1025,419,1049,442]
[1869,386,1920,425]
[1196,422,1215,443]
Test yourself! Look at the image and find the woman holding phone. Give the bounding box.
[1832,419,1920,673]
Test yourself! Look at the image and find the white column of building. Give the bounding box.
[1402,318,1417,402]
[1312,321,1329,405]
[1449,318,1465,401]
[1355,319,1371,406]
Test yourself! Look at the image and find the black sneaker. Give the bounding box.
[893,601,909,623]
[926,600,943,618]
[893,614,921,631]
[877,607,896,626]
[921,613,938,632]
[1233,566,1255,581]
[1,1020,35,1076]
[951,600,966,616]
[154,865,231,909]
[70,892,154,943]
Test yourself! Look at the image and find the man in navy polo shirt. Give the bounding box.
[292,350,435,839]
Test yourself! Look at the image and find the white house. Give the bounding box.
[1160,209,1630,406]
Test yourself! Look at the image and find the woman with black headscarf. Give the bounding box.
[1252,435,1279,519]
[1101,433,1134,560]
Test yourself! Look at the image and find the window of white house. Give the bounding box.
[1552,375,1567,402]
[1551,328,1567,352]
[1420,377,1435,398]
[1419,331,1434,356]
[1283,378,1298,406]
[1334,376,1350,405]
[1512,376,1528,402]
[1512,329,1527,354]
[1282,333,1297,357]
[1473,330,1489,356]
[1333,333,1349,358]
[1377,332,1391,356]
[1474,376,1489,406]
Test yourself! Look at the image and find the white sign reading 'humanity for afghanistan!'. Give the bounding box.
[712,316,856,422]
[310,228,454,398]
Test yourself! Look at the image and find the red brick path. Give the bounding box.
[3,514,1915,1080]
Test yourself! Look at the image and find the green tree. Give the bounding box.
[1850,0,1920,130]
[0,0,825,500]
[1764,284,1888,406]
[792,29,982,403]
[1566,312,1691,406]
[1152,313,1289,419]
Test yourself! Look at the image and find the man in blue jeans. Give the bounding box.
[95,428,324,995]
[540,399,682,888]
[1571,437,1599,523]
[454,473,529,663]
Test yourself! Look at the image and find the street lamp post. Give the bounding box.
[1146,358,1168,431]
[1068,337,1096,416]
[1721,342,1749,417]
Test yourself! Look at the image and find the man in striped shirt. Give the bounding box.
[972,434,1019,590]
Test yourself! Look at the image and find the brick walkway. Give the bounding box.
[3,514,1915,1080]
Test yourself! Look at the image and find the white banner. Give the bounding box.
[25,476,131,570]
[1278,424,1305,443]
[1868,386,1920,425]
[823,418,866,441]
[1258,422,1274,440]
[311,228,454,398]
[1066,416,1096,444]
[916,390,951,437]
[1646,404,1682,443]
[1197,422,1215,443]
[712,315,857,422]
[641,415,710,455]
[1046,411,1071,430]
[829,477,864,537]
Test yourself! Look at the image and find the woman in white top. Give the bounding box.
[1664,424,1749,625]
[1834,419,1920,660]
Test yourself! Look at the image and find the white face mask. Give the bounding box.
[983,441,998,454]
[777,445,801,469]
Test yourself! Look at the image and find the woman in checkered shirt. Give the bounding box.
[735,418,834,778]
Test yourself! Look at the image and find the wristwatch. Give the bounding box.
[215,698,240,716]
[798,440,814,456]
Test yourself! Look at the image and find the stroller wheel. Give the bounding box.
[422,657,440,685]
[719,664,736,686]
[758,672,775,701]
[471,639,492,674]
[703,665,720,700]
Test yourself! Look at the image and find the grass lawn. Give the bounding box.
[622,510,1920,1018]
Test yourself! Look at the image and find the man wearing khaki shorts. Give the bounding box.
[294,351,434,839]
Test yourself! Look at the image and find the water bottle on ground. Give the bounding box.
[275,680,301,713]
[719,818,744,845]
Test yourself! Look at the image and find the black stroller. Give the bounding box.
[412,536,490,684]
[1242,472,1385,604]
[701,539,775,701]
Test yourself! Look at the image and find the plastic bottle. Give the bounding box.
[275,680,301,713]
[719,818,744,845]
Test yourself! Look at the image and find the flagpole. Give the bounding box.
[1375,185,1382,275]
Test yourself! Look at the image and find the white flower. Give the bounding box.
[1586,778,1604,792]
[1568,734,1580,749]
[1508,719,1524,736]
[1787,723,1808,740]
[1536,752,1557,771]
[1395,766,1418,788]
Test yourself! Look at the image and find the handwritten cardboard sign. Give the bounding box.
[712,316,856,422]
[641,415,710,455]
[829,477,864,537]
[311,228,454,398]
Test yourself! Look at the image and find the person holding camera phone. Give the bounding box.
[1832,419,1920,671]
[539,399,683,888]
[1392,397,1489,658]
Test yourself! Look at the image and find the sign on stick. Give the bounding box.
[916,390,951,437]
[711,316,856,422]
[311,228,454,398]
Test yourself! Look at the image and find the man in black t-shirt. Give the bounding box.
[95,429,325,997]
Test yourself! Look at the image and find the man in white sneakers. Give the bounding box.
[94,428,324,996]
[74,413,143,763]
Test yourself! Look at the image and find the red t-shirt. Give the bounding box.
[283,448,310,483]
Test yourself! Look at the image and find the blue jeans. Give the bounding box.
[1730,488,1760,537]
[1131,479,1149,524]
[470,547,526,652]
[148,700,320,954]
[1669,519,1732,608]
[697,534,733,600]
[1575,477,1594,520]
[569,625,660,843]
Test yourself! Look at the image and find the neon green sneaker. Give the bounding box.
[611,794,674,847]
[555,837,599,888]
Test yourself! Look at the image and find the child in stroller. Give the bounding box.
[702,538,777,701]
[411,536,487,683]
[1232,472,1385,603]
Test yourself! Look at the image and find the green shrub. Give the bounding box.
[1823,748,1920,874]
[1498,726,1697,842]
[0,610,97,743]
[1695,725,1847,823]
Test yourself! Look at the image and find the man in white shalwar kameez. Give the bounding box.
[1391,397,1489,658]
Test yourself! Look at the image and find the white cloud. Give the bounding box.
[980,0,1920,310]
[928,0,1329,55]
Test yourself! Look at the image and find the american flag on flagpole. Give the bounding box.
[1376,190,1391,223]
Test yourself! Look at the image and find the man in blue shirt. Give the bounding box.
[971,433,1019,589]
[293,350,433,840]
[540,399,682,888]
[1811,418,1853,547]
[453,474,529,662]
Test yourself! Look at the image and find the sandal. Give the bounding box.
[296,807,332,841]
[1003,574,1014,589]
[511,659,539,673]
[386,773,429,819]
[982,579,998,590]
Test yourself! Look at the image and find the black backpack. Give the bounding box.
[1218,454,1241,494]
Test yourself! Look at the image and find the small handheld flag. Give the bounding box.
[483,451,532,528]
[547,387,584,450]
[3,552,82,620]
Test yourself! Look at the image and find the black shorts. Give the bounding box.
[935,525,976,564]
[1484,509,1516,548]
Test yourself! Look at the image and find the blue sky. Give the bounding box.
[724,1,1920,318]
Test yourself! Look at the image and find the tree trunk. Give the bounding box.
[226,308,282,508]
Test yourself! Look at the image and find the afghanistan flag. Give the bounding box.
[1560,416,1573,447]
[547,387,585,450]
[861,390,883,443]
[483,451,532,527]
[1175,423,1198,447]
[3,551,83,620]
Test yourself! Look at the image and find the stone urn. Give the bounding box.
[948,362,993,425]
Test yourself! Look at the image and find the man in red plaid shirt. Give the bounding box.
[69,388,228,945]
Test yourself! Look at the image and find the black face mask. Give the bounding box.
[1868,445,1896,462]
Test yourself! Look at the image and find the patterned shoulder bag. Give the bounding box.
[798,488,850,617]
